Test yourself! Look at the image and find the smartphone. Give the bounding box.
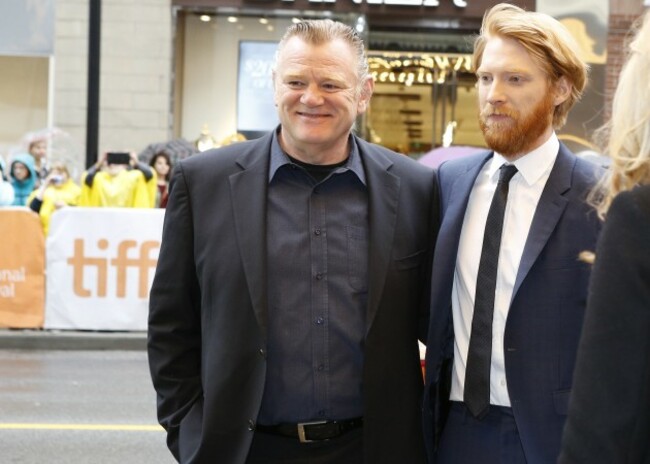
[51,174,64,185]
[107,152,131,165]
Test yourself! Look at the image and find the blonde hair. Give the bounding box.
[473,3,589,129]
[49,160,71,178]
[590,10,650,219]
[275,19,370,96]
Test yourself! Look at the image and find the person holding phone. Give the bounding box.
[28,160,81,234]
[79,151,156,208]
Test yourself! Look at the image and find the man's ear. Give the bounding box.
[553,75,572,106]
[357,77,374,114]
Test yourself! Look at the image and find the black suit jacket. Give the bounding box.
[559,185,650,464]
[148,131,439,463]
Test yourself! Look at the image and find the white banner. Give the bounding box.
[45,208,164,330]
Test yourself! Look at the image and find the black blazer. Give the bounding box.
[559,185,650,464]
[148,131,439,463]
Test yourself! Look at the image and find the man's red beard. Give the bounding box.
[479,92,555,158]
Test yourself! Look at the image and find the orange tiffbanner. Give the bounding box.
[0,208,45,328]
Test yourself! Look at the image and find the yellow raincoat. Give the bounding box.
[79,169,157,208]
[27,179,82,235]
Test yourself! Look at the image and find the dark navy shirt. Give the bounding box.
[257,130,369,424]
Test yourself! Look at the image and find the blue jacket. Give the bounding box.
[10,153,37,206]
[423,145,603,464]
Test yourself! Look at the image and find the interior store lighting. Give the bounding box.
[227,16,238,23]
[196,124,217,152]
[200,15,211,22]
[368,54,472,85]
[355,16,367,34]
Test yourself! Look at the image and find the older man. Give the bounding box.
[149,19,438,464]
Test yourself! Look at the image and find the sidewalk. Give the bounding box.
[0,329,146,351]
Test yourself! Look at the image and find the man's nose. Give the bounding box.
[300,84,324,106]
[486,80,506,106]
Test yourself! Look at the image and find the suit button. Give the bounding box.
[248,420,255,431]
[259,349,266,358]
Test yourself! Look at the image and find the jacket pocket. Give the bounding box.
[394,249,426,271]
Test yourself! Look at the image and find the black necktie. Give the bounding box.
[464,163,518,419]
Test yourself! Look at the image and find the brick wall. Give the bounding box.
[604,4,646,120]
[54,0,172,169]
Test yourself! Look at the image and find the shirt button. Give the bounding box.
[315,316,324,325]
[501,379,506,386]
[314,228,321,236]
[259,349,266,358]
[317,364,325,371]
[315,273,322,280]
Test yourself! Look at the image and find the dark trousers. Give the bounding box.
[246,428,363,464]
[437,402,527,464]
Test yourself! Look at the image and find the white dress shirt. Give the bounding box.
[449,133,559,406]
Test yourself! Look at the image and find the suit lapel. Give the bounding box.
[512,144,574,300]
[435,153,492,293]
[427,154,490,374]
[361,143,400,333]
[229,135,272,342]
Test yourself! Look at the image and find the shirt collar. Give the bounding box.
[488,132,559,186]
[269,128,366,185]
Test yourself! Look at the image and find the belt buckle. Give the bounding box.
[297,420,328,443]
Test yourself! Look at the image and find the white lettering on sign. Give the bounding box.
[0,267,25,298]
[0,267,26,282]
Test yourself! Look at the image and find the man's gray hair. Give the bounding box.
[275,19,370,84]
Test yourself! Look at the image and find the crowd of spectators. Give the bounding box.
[0,130,204,235]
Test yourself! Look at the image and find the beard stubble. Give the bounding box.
[479,91,556,158]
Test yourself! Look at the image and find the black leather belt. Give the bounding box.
[256,418,363,443]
